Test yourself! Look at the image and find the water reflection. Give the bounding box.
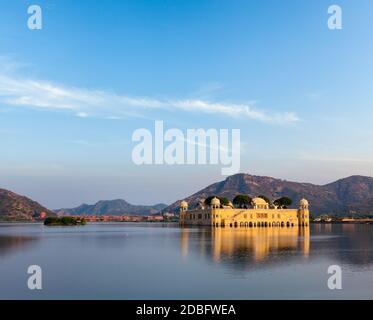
[181,224,373,271]
[312,223,373,267]
[181,227,310,268]
[0,235,39,257]
[1,223,373,299]
[212,227,310,262]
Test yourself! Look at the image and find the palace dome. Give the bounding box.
[210,197,221,206]
[299,198,309,206]
[252,197,268,205]
[180,200,188,208]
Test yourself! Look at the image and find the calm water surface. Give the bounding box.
[0,222,373,299]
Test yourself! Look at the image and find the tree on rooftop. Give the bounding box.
[258,195,271,204]
[274,197,292,209]
[220,197,230,206]
[233,195,252,208]
[204,196,230,207]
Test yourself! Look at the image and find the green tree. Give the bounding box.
[204,196,216,206]
[44,216,86,226]
[204,196,230,207]
[274,197,293,209]
[233,195,252,208]
[258,195,270,204]
[220,197,230,206]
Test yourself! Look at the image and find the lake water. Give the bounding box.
[0,222,373,299]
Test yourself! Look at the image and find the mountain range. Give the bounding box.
[0,188,55,221]
[2,174,373,220]
[55,199,168,216]
[164,174,373,216]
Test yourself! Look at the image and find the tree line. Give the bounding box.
[203,195,293,209]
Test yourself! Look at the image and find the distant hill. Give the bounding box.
[0,188,55,221]
[3,174,373,220]
[164,174,373,216]
[56,199,168,216]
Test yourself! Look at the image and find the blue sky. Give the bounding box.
[1,0,373,208]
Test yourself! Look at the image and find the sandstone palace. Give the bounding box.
[179,197,310,228]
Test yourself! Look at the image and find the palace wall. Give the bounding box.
[180,207,309,227]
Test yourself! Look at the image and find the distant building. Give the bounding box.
[163,213,175,218]
[179,197,310,228]
[150,215,164,222]
[39,212,47,219]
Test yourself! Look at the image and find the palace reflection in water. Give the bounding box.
[180,227,310,266]
[2,223,373,299]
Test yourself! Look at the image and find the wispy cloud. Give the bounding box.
[172,99,299,123]
[0,57,300,124]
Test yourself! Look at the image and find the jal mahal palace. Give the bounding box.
[179,197,310,228]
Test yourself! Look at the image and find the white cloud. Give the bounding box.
[0,58,300,124]
[172,99,299,123]
[76,112,88,118]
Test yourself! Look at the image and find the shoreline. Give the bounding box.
[1,220,373,225]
